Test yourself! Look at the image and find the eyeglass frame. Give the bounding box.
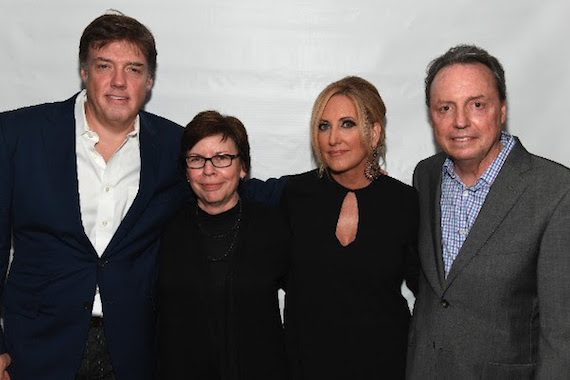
[185,153,240,169]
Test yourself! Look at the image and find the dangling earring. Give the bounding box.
[318,163,326,178]
[364,146,382,181]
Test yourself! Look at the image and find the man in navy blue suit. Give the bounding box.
[0,12,186,379]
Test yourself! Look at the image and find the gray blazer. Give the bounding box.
[406,137,570,380]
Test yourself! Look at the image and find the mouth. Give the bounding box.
[107,95,128,101]
[451,136,474,142]
[201,183,223,191]
[328,150,347,157]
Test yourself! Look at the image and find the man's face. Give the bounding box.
[80,40,153,131]
[429,63,506,172]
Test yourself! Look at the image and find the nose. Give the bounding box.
[111,69,127,89]
[454,108,470,129]
[202,159,216,175]
[328,126,340,145]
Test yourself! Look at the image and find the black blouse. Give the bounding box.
[158,199,289,380]
[282,170,420,379]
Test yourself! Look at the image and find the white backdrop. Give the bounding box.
[1,1,569,307]
[1,1,568,182]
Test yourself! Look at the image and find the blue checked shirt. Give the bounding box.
[440,132,515,277]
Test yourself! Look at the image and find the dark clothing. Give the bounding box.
[158,199,289,380]
[242,177,290,209]
[77,318,116,380]
[0,94,186,379]
[282,170,420,379]
[197,202,241,379]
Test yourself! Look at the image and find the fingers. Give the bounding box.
[0,353,11,380]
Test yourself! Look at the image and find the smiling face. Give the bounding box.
[429,63,507,181]
[186,134,246,215]
[80,40,153,133]
[317,94,380,189]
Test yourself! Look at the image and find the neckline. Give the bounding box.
[324,171,384,194]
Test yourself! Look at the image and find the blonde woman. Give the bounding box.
[283,76,419,379]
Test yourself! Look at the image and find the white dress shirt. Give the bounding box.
[74,90,141,315]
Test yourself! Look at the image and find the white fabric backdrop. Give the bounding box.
[1,1,568,179]
[2,1,569,307]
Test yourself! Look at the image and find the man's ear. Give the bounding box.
[80,67,88,84]
[500,101,507,124]
[146,77,154,92]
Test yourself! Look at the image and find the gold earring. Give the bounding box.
[364,146,381,181]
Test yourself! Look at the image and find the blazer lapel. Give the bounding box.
[428,156,447,291]
[417,153,447,293]
[43,94,97,255]
[444,139,533,289]
[430,171,447,289]
[102,113,160,256]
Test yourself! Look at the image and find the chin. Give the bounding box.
[325,161,347,173]
[202,195,223,205]
[328,168,347,176]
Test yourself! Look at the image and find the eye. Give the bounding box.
[341,119,356,128]
[97,63,110,70]
[187,155,204,163]
[128,66,142,74]
[318,122,330,131]
[473,101,483,109]
[212,154,231,164]
[439,105,451,113]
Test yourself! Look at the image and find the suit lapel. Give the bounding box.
[102,113,160,257]
[444,139,532,289]
[43,94,97,255]
[427,155,447,292]
[430,169,447,289]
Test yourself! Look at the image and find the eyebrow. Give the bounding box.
[434,94,486,104]
[320,116,356,122]
[468,95,486,102]
[188,150,232,156]
[93,57,146,67]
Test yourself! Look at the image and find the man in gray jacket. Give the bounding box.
[406,44,570,379]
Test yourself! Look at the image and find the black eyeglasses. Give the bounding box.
[185,154,240,169]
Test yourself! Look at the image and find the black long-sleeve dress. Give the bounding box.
[158,199,289,380]
[282,170,419,379]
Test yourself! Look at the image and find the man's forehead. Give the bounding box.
[435,63,494,83]
[89,40,146,60]
[431,63,498,97]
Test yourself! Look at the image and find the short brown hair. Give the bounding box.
[425,44,506,107]
[181,110,251,174]
[310,76,386,169]
[79,11,157,78]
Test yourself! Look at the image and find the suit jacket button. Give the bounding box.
[97,260,106,268]
[440,299,449,308]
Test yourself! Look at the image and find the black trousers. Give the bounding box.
[76,317,116,380]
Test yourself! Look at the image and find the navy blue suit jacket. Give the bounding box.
[0,94,187,379]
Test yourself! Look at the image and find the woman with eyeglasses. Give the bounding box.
[157,110,289,379]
